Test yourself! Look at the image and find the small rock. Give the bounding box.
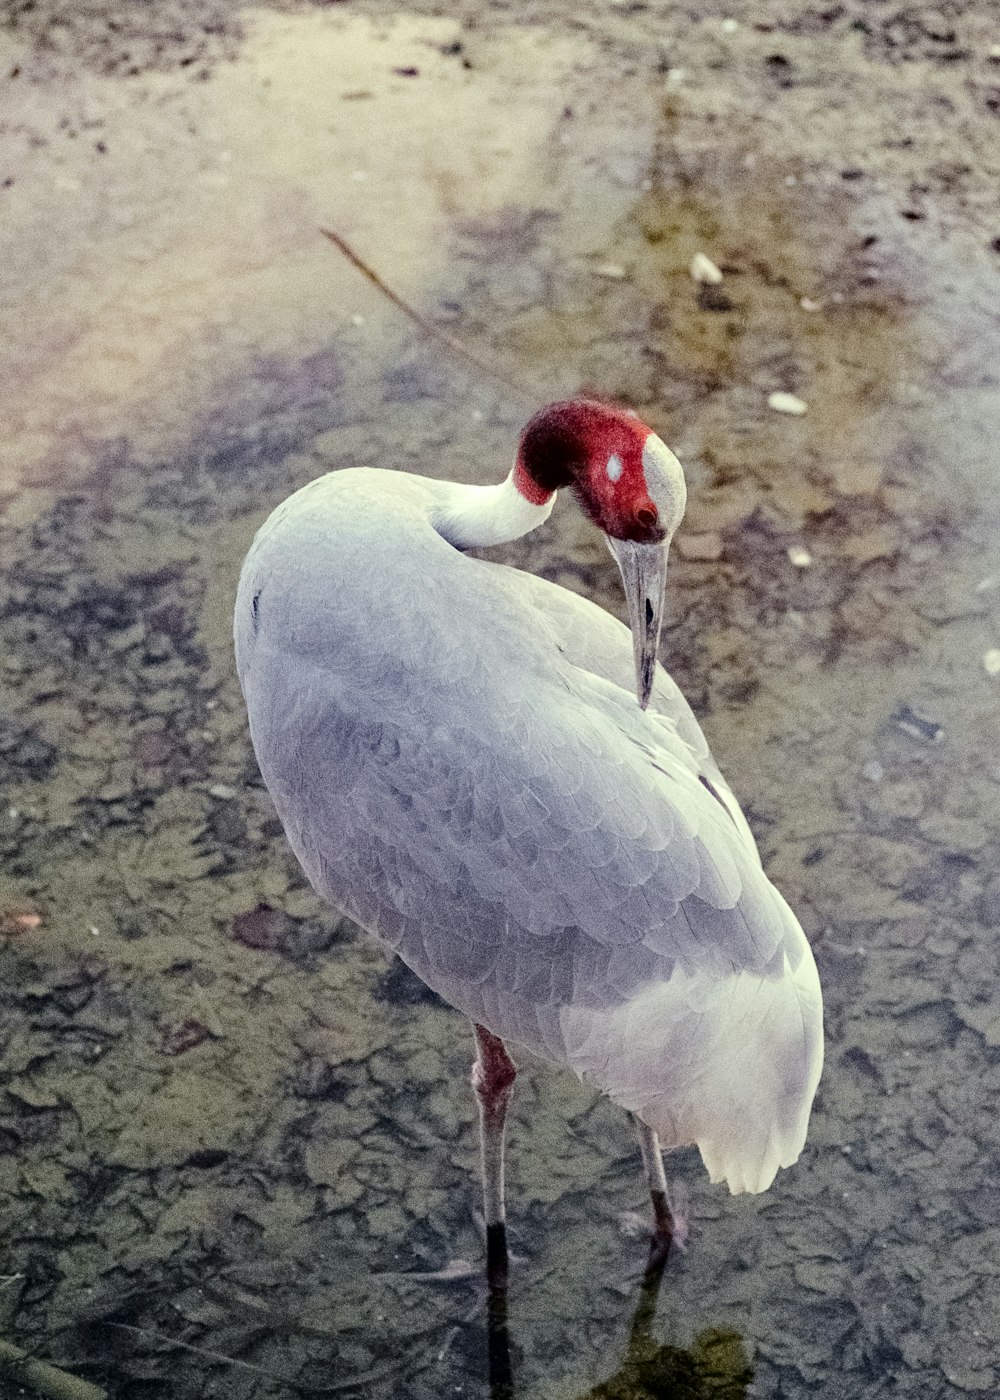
[161,1018,212,1055]
[594,262,627,280]
[862,760,884,782]
[768,391,809,415]
[721,17,738,33]
[231,904,293,951]
[983,649,1000,676]
[689,252,723,284]
[208,783,238,800]
[0,906,43,936]
[788,545,812,568]
[412,1258,477,1282]
[800,296,822,311]
[891,702,943,743]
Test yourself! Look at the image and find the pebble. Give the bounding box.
[208,783,238,800]
[0,908,43,935]
[982,649,1000,676]
[891,702,943,743]
[768,391,809,415]
[689,252,723,284]
[721,17,738,33]
[231,904,292,951]
[862,760,884,782]
[788,545,812,568]
[800,296,822,312]
[594,262,627,280]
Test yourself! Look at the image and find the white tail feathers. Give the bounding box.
[560,946,824,1196]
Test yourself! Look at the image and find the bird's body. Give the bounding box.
[236,454,823,1200]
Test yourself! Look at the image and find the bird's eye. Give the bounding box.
[636,506,657,528]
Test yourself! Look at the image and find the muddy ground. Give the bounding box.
[2,0,1000,1397]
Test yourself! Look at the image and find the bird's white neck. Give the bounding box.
[432,470,554,550]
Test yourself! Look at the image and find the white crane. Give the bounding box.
[234,398,824,1289]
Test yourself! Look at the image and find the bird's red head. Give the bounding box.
[513,399,687,544]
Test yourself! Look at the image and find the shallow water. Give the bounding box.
[2,5,1000,1398]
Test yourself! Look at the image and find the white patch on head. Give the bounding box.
[642,433,687,534]
[606,453,624,482]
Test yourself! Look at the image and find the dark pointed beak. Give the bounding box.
[605,537,669,710]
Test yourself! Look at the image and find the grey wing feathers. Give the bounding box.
[244,632,799,1061]
[493,565,760,855]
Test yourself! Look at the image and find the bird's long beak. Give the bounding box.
[605,537,669,710]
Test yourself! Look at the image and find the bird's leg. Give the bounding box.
[632,1115,684,1265]
[471,1024,517,1293]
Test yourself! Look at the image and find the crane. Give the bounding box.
[234,398,824,1290]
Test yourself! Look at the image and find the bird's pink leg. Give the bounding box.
[633,1115,686,1260]
[471,1023,517,1293]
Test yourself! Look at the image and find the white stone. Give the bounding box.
[769,391,808,415]
[689,252,723,284]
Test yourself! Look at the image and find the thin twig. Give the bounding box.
[106,1320,428,1394]
[104,1324,287,1381]
[319,227,534,402]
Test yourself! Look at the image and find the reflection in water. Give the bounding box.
[488,1287,515,1400]
[486,1249,751,1400]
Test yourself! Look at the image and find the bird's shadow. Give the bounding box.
[486,1245,753,1400]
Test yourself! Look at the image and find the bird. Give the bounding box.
[234,398,824,1289]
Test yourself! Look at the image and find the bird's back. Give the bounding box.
[236,468,823,1194]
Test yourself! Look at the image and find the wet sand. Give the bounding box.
[2,2,1000,1396]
